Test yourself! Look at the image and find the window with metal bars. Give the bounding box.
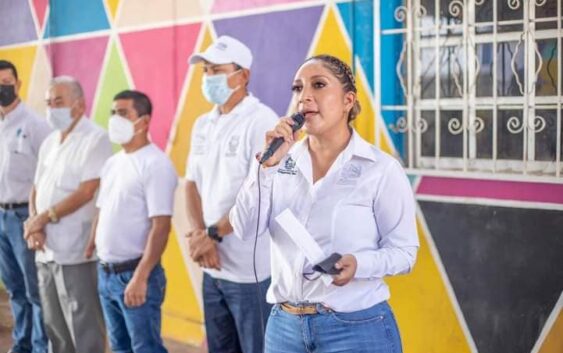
[380,0,562,179]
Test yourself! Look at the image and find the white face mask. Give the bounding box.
[108,115,143,145]
[201,70,241,105]
[46,107,74,131]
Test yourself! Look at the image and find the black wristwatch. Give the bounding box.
[207,225,222,243]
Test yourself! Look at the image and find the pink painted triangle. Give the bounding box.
[46,36,109,116]
[120,23,201,149]
[32,0,48,30]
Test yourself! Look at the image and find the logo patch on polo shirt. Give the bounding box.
[192,134,206,155]
[225,135,240,157]
[277,157,297,175]
[337,163,362,185]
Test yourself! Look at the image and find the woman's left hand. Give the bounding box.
[332,254,357,286]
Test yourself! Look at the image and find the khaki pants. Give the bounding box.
[37,261,106,353]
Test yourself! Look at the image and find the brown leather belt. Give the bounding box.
[100,257,142,274]
[280,303,330,315]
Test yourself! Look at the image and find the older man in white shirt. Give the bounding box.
[0,59,50,353]
[25,76,111,353]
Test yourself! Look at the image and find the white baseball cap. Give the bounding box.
[189,35,253,69]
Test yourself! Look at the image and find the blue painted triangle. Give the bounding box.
[213,6,324,116]
[337,0,374,93]
[0,0,37,46]
[44,0,110,38]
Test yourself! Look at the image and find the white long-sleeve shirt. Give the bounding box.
[230,130,419,312]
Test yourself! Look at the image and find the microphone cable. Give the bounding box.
[252,163,266,352]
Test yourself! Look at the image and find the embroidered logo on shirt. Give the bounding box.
[337,163,362,185]
[192,134,206,155]
[225,135,240,157]
[277,157,297,175]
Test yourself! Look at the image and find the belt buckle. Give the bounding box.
[100,262,112,273]
[299,305,315,315]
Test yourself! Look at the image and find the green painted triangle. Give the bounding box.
[93,40,130,151]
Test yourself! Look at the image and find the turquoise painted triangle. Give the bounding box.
[407,174,418,188]
[44,0,110,38]
[337,0,374,93]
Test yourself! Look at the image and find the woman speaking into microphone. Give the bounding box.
[229,54,419,353]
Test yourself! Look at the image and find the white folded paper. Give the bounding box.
[275,209,333,285]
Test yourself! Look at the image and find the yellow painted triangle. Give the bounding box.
[387,220,473,353]
[161,226,205,345]
[162,26,214,345]
[0,45,38,101]
[538,309,563,353]
[310,7,394,152]
[105,0,121,21]
[168,25,214,176]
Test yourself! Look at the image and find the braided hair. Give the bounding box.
[304,54,361,122]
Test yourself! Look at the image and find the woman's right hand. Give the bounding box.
[260,116,301,167]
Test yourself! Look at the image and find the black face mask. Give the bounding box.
[0,85,17,107]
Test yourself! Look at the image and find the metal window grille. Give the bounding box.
[381,0,562,180]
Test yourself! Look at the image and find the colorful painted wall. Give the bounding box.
[1,1,561,353]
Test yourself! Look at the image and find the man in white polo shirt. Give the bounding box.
[25,76,111,353]
[0,59,50,353]
[185,35,278,353]
[86,90,177,353]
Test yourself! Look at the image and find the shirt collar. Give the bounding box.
[347,129,377,162]
[208,94,259,122]
[1,101,25,128]
[56,115,89,142]
[289,129,377,164]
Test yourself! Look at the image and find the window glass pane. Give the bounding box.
[475,110,493,159]
[421,110,436,156]
[498,109,524,160]
[535,0,558,30]
[421,47,437,99]
[534,110,557,161]
[498,0,523,32]
[497,41,524,96]
[440,45,464,98]
[477,43,494,97]
[536,39,558,96]
[441,110,464,157]
[476,0,493,24]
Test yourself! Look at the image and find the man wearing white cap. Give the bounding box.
[185,35,277,353]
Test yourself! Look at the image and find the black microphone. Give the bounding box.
[259,112,305,165]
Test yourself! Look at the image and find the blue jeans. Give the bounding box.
[203,273,272,353]
[0,207,48,353]
[98,263,167,353]
[265,301,403,353]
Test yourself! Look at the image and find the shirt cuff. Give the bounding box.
[247,158,277,187]
[352,251,376,279]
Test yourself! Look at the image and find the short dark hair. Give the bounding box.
[0,60,19,80]
[113,90,152,117]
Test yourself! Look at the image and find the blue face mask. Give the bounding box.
[201,71,241,105]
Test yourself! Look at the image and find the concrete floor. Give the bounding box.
[0,289,205,353]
